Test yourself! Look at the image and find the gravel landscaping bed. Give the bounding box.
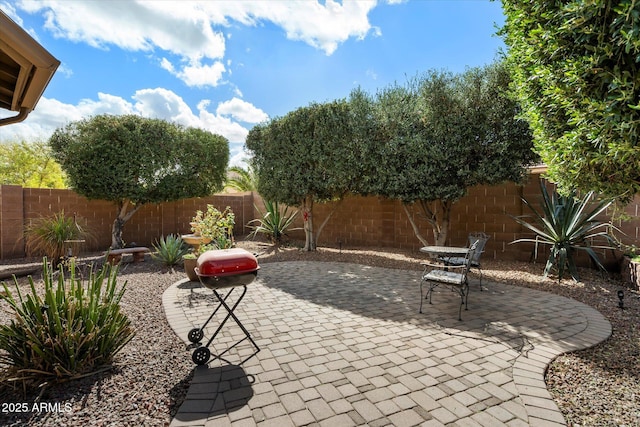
[0,240,638,426]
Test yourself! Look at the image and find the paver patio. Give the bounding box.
[162,261,611,427]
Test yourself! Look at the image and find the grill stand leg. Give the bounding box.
[192,285,260,365]
[187,290,235,343]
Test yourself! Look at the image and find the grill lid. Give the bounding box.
[196,248,259,277]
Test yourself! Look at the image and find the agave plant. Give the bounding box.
[151,234,190,267]
[248,200,300,245]
[510,180,616,281]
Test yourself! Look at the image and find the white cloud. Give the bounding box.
[132,88,198,126]
[216,97,268,123]
[0,89,263,146]
[267,0,377,55]
[0,93,134,142]
[16,0,381,70]
[197,103,250,143]
[229,146,250,167]
[19,0,226,60]
[161,58,226,88]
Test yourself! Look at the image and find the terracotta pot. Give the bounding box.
[183,257,199,281]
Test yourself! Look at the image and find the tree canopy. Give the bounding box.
[0,140,66,188]
[246,98,368,250]
[50,114,229,248]
[501,0,640,202]
[246,62,534,248]
[368,63,535,245]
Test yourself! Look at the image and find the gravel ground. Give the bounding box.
[0,240,638,426]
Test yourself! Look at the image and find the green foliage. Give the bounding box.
[191,205,235,249]
[0,260,134,386]
[246,98,371,250]
[0,140,66,188]
[49,114,229,248]
[247,100,363,206]
[248,200,300,244]
[151,234,190,267]
[501,1,640,201]
[368,63,535,244]
[24,211,91,263]
[510,180,616,281]
[226,164,257,192]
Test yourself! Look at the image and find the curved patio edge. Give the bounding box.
[162,277,197,347]
[161,265,613,427]
[511,302,612,426]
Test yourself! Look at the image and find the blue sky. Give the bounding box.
[0,0,506,165]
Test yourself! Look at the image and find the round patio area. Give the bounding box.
[163,261,611,427]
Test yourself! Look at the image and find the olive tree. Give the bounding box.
[370,64,535,245]
[49,114,229,248]
[501,1,640,201]
[246,99,367,251]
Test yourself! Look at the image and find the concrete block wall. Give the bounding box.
[2,175,639,264]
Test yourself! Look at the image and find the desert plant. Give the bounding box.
[24,211,91,264]
[248,200,300,244]
[151,234,190,267]
[510,180,616,281]
[191,205,235,249]
[0,260,134,387]
[226,164,257,192]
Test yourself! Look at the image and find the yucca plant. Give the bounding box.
[151,234,190,267]
[0,260,135,387]
[248,200,300,245]
[510,180,616,281]
[24,211,91,264]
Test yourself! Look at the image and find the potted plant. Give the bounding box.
[183,243,219,281]
[183,253,198,281]
[191,205,236,250]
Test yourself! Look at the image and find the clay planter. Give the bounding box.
[183,257,199,281]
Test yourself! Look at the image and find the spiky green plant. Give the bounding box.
[24,211,91,264]
[0,260,134,387]
[248,200,300,245]
[151,234,190,267]
[510,180,616,281]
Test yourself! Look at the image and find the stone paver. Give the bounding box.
[162,261,611,426]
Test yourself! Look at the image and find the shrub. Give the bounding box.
[248,200,300,245]
[24,211,91,264]
[191,205,235,249]
[151,234,190,267]
[0,260,134,387]
[510,180,616,281]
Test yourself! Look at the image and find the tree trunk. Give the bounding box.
[315,196,345,247]
[402,203,430,246]
[111,199,142,249]
[418,199,453,246]
[302,195,316,251]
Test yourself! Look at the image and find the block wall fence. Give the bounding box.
[1,172,639,265]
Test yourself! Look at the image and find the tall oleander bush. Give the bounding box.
[0,260,134,387]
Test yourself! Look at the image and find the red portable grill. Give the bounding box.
[187,248,260,365]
